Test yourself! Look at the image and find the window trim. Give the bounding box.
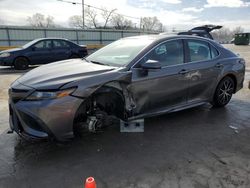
[131,38,185,69]
[52,39,70,49]
[209,43,219,59]
[131,37,221,69]
[184,39,221,64]
[32,39,53,50]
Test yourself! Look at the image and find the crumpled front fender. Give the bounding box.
[63,69,132,99]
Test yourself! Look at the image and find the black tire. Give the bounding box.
[14,57,29,70]
[213,76,235,107]
[69,54,79,59]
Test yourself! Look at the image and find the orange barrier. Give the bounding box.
[85,177,97,188]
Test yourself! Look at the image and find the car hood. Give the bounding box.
[16,59,116,90]
[1,48,23,53]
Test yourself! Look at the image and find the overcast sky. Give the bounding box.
[0,0,250,31]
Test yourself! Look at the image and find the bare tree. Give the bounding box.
[101,7,117,28]
[68,6,136,30]
[232,26,244,35]
[27,13,55,28]
[69,6,134,30]
[111,14,133,30]
[212,27,231,42]
[69,15,83,29]
[212,26,245,43]
[46,16,55,28]
[141,17,163,31]
[85,6,98,28]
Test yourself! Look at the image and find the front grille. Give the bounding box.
[9,104,13,116]
[18,111,44,132]
[9,88,29,103]
[10,108,24,132]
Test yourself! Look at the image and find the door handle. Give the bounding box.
[215,63,223,68]
[179,69,189,74]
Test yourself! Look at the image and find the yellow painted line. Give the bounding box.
[86,44,105,49]
[0,46,19,51]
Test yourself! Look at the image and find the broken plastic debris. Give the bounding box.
[229,125,239,133]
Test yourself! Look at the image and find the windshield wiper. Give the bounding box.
[91,61,109,66]
[82,58,110,66]
[82,57,91,63]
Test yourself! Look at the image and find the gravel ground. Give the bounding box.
[226,44,250,70]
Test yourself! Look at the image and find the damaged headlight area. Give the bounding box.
[25,87,77,101]
[0,52,11,58]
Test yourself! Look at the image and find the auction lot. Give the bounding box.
[0,44,250,188]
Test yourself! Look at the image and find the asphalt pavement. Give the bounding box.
[0,73,249,188]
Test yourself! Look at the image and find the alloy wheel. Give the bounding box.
[213,77,235,107]
[218,79,234,105]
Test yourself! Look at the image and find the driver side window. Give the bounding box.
[33,40,52,49]
[140,40,184,67]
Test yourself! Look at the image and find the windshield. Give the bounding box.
[86,37,154,67]
[22,39,40,48]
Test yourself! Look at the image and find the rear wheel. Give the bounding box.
[14,57,29,70]
[213,77,235,107]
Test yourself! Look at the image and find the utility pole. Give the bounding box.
[82,0,84,29]
[58,0,85,29]
[140,17,143,31]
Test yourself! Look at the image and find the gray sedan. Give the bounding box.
[8,35,245,141]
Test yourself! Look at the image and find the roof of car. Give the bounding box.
[35,38,69,41]
[124,34,215,43]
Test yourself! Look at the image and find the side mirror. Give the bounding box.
[141,60,161,69]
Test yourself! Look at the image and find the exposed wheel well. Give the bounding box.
[91,86,125,119]
[73,86,126,135]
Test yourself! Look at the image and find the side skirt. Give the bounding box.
[128,101,208,121]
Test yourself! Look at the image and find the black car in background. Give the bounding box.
[0,38,88,70]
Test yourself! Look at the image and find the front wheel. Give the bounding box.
[213,77,235,107]
[13,57,29,70]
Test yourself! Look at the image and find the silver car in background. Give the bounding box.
[8,35,245,141]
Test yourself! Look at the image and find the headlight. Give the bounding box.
[25,88,76,101]
[0,52,10,58]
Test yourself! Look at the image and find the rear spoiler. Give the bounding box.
[190,25,222,33]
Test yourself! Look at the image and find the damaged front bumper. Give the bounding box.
[9,87,84,141]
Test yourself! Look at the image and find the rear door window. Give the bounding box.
[187,40,211,62]
[53,40,70,48]
[33,40,52,49]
